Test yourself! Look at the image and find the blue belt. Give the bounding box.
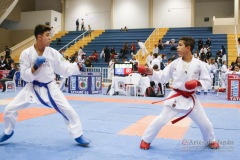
[32,80,69,121]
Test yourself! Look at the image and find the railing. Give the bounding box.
[58,30,88,52]
[86,67,109,83]
[136,28,158,60]
[0,0,18,25]
[146,28,158,48]
[86,67,101,73]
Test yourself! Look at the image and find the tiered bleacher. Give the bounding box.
[49,27,228,67]
[82,28,154,67]
[160,27,227,63]
[50,31,86,51]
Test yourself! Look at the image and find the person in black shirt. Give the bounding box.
[5,46,11,59]
[4,57,13,70]
[206,38,211,48]
[76,19,79,31]
[198,38,203,50]
[104,46,110,63]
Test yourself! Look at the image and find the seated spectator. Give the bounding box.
[169,39,177,50]
[158,39,164,51]
[84,56,93,67]
[0,56,6,70]
[100,48,105,58]
[57,38,61,45]
[89,50,98,62]
[130,42,136,55]
[0,63,17,92]
[110,46,117,59]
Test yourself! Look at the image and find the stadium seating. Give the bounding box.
[82,28,154,67]
[50,31,86,51]
[160,27,227,62]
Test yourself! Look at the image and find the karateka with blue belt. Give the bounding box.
[0,24,90,146]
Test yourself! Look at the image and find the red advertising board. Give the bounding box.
[227,74,240,101]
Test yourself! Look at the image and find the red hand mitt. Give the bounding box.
[138,66,153,75]
[185,80,200,90]
[138,66,146,74]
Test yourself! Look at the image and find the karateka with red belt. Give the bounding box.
[138,37,220,150]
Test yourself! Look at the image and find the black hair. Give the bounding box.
[34,24,51,39]
[231,64,240,71]
[179,37,195,52]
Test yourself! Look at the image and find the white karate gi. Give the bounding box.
[3,46,84,138]
[146,55,153,67]
[138,42,148,57]
[108,60,114,81]
[142,57,216,144]
[150,58,161,69]
[220,64,228,88]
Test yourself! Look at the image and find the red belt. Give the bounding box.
[152,89,195,124]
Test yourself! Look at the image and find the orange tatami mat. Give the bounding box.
[65,96,239,109]
[0,107,56,122]
[118,116,192,140]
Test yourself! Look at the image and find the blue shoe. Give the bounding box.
[196,92,200,95]
[75,135,91,146]
[204,92,207,95]
[0,131,14,143]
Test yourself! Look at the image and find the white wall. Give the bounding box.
[195,0,234,27]
[64,0,235,29]
[6,10,61,31]
[153,0,192,28]
[51,10,62,33]
[113,0,149,29]
[65,0,111,31]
